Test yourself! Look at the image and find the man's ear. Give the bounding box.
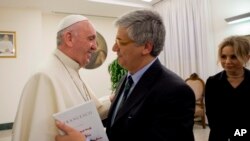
[142,41,153,55]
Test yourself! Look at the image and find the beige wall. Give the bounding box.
[0,8,117,124]
[0,8,42,123]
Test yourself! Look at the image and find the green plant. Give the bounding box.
[108,59,127,91]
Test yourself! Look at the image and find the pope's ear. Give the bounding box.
[64,32,74,47]
[142,41,153,55]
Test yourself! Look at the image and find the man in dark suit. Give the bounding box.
[55,9,195,141]
[105,10,195,141]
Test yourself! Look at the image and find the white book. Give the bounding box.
[53,100,109,141]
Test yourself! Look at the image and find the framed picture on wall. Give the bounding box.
[0,31,16,58]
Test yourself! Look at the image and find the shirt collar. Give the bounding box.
[128,58,157,85]
[54,49,81,71]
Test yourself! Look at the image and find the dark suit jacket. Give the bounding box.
[105,59,195,141]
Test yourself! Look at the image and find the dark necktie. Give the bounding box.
[112,76,134,124]
[118,76,134,110]
[123,75,134,101]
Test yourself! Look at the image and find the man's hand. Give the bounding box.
[55,121,86,141]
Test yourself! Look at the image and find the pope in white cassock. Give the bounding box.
[12,15,110,141]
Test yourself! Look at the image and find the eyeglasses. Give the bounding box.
[115,39,135,46]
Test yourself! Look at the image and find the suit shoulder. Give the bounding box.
[160,67,186,84]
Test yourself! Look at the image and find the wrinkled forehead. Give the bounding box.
[116,27,130,40]
[74,21,96,38]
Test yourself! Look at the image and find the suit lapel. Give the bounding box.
[106,75,126,127]
[114,59,162,123]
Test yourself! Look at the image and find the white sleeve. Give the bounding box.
[12,73,59,141]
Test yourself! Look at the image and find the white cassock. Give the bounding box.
[12,49,110,141]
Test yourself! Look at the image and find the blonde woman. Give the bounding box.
[205,35,250,141]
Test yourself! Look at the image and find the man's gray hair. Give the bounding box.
[115,9,166,57]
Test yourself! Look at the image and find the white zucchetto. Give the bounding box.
[57,15,88,32]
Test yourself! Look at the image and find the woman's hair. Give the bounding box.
[114,9,166,57]
[218,35,250,65]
